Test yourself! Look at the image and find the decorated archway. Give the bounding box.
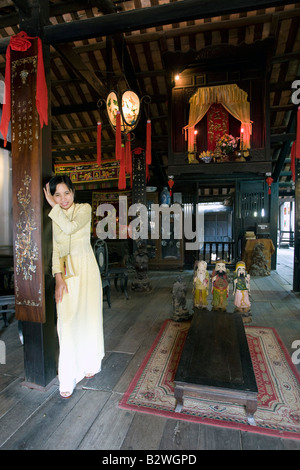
[183,83,252,154]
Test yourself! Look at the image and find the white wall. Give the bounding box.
[0,147,12,245]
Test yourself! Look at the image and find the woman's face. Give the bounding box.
[53,183,74,210]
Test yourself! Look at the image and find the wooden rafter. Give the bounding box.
[53,43,108,99]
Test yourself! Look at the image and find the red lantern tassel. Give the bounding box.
[146,120,151,165]
[118,145,126,190]
[36,36,48,129]
[266,177,273,195]
[97,122,101,166]
[115,111,122,160]
[125,133,132,174]
[145,120,151,182]
[296,107,300,160]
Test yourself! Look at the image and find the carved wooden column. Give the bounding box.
[11,40,45,322]
[9,34,56,388]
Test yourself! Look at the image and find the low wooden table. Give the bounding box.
[174,310,258,425]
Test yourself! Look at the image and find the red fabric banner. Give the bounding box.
[0,31,48,146]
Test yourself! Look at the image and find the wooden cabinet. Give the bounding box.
[146,192,184,269]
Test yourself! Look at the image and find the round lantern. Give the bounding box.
[106,89,141,134]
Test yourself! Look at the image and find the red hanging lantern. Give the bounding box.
[97,121,101,166]
[168,177,174,197]
[266,176,273,195]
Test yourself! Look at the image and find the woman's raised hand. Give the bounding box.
[43,183,56,208]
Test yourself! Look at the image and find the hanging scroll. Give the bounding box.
[11,38,45,322]
[132,148,147,206]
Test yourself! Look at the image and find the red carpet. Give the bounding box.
[119,320,300,440]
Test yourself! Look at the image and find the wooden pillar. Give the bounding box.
[269,181,278,270]
[293,158,300,292]
[9,2,56,389]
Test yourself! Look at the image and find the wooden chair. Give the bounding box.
[0,267,15,327]
[93,239,111,308]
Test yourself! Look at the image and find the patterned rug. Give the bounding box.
[119,320,300,440]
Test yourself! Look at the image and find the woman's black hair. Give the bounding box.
[48,175,75,196]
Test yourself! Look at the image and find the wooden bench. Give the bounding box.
[174,309,258,425]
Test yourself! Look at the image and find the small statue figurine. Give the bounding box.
[171,275,191,322]
[233,261,252,323]
[193,260,210,310]
[131,240,152,292]
[211,260,229,312]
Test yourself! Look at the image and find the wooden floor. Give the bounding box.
[1,247,300,451]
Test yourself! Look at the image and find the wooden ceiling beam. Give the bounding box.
[51,94,166,115]
[52,140,168,158]
[51,102,98,116]
[49,0,119,17]
[52,131,168,150]
[52,113,167,134]
[1,4,299,37]
[271,133,296,143]
[42,0,292,45]
[11,0,30,15]
[0,0,105,30]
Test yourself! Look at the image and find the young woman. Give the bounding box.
[44,175,104,398]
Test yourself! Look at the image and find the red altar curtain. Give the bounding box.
[207,103,229,151]
[183,84,252,154]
